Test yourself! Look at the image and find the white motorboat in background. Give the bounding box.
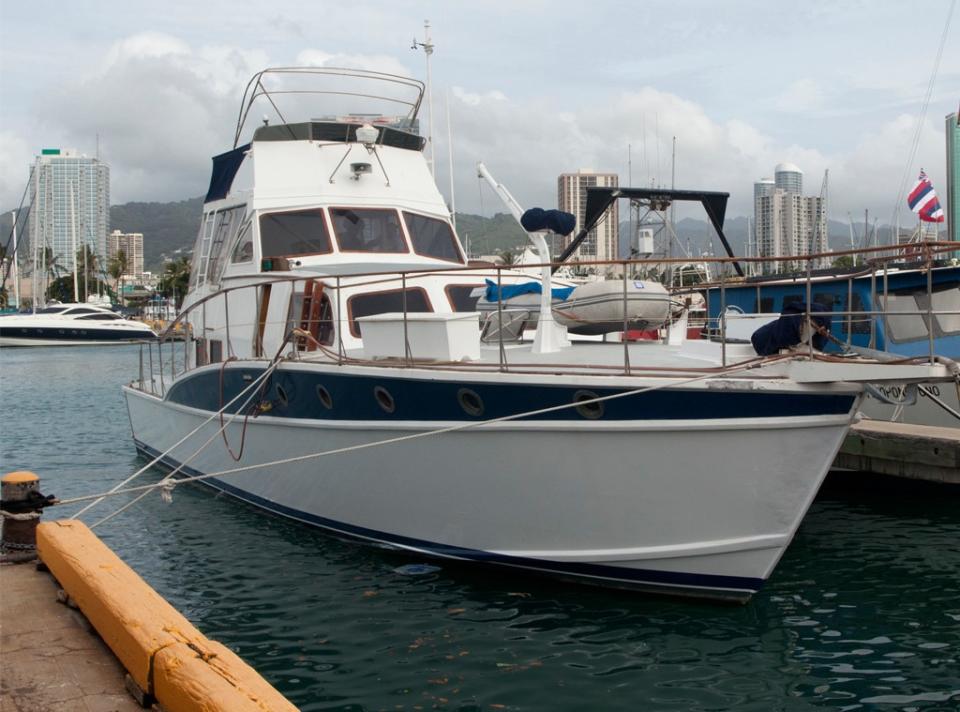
[122,68,953,602]
[0,302,157,346]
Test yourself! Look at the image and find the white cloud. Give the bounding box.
[774,79,826,113]
[0,24,953,235]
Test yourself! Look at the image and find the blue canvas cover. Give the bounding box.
[205,143,250,202]
[520,208,577,236]
[484,279,576,303]
[751,302,832,356]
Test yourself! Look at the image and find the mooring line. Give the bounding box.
[57,358,784,511]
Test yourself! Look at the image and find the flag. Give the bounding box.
[907,170,945,223]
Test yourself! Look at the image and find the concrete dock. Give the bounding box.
[1,515,298,712]
[834,420,960,484]
[1,561,141,712]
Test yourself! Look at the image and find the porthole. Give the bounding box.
[275,384,289,407]
[573,390,604,420]
[457,388,484,417]
[374,385,395,413]
[316,384,333,410]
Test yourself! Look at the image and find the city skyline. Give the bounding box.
[1,2,958,226]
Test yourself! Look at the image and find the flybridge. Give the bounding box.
[251,121,425,152]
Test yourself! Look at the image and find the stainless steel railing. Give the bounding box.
[133,241,960,391]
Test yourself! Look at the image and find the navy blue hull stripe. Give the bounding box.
[166,368,855,423]
[0,326,154,342]
[135,440,765,596]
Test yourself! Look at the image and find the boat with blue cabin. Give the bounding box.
[699,262,960,427]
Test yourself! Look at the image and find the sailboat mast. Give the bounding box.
[11,210,20,308]
[70,181,78,303]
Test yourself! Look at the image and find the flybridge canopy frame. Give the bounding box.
[233,67,426,148]
[555,187,744,277]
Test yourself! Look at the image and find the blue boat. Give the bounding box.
[702,263,960,359]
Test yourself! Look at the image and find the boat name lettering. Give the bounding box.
[873,384,941,399]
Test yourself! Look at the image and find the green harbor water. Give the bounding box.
[1,345,959,711]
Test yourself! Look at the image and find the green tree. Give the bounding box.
[108,250,128,307]
[45,275,112,304]
[74,245,100,301]
[40,247,63,282]
[832,255,855,269]
[157,256,191,307]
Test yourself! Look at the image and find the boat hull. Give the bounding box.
[123,367,858,601]
[860,381,960,429]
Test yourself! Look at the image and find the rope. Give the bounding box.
[69,358,283,520]
[55,357,790,509]
[0,510,41,521]
[89,368,277,529]
[85,333,298,526]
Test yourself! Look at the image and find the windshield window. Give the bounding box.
[37,307,68,314]
[331,208,407,253]
[404,212,463,263]
[260,209,332,258]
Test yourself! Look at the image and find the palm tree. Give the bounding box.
[158,256,192,307]
[75,245,99,301]
[108,250,128,306]
[498,249,517,266]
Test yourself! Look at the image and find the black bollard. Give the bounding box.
[1,471,56,559]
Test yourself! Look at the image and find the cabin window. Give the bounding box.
[260,208,332,258]
[37,306,68,314]
[885,290,929,342]
[77,313,121,321]
[782,294,803,309]
[813,293,837,312]
[347,288,432,337]
[403,212,464,263]
[884,281,960,342]
[230,222,254,264]
[446,284,484,312]
[331,208,407,253]
[929,281,960,336]
[753,297,774,313]
[840,293,871,335]
[207,207,244,283]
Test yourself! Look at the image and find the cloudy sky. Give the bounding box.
[1,0,958,225]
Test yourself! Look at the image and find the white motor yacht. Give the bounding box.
[0,302,157,346]
[122,68,953,601]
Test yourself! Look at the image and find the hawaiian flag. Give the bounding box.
[907,169,945,222]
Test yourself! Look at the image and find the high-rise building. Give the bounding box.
[754,163,826,273]
[774,163,803,195]
[107,229,144,278]
[557,170,619,266]
[27,148,110,278]
[947,111,960,246]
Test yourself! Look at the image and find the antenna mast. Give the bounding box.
[411,20,435,177]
